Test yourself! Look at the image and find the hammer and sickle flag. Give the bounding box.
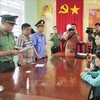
[56,0,83,52]
[70,5,80,15]
[59,4,69,14]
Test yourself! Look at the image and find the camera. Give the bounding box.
[86,27,93,34]
[86,27,95,53]
[68,28,75,32]
[86,27,94,42]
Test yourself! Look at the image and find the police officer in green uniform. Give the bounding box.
[49,26,62,54]
[0,14,19,73]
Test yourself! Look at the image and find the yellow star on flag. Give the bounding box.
[70,5,80,15]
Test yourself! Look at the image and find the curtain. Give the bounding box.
[56,0,83,51]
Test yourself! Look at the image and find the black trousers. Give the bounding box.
[90,96,100,100]
[51,46,61,54]
[89,86,100,100]
[0,61,15,73]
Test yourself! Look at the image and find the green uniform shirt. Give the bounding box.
[50,33,61,47]
[0,27,16,62]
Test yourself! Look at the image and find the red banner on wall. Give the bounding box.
[56,0,83,51]
[89,9,100,27]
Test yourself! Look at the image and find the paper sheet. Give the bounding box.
[0,86,4,92]
[35,64,45,67]
[19,46,34,52]
[31,62,36,64]
[89,54,95,57]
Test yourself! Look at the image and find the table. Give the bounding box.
[0,52,91,100]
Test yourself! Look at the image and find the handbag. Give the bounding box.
[74,50,89,59]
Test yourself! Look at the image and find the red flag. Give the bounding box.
[56,0,83,51]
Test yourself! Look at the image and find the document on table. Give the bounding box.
[89,54,95,57]
[0,86,4,92]
[19,46,34,52]
[31,62,36,64]
[35,64,45,67]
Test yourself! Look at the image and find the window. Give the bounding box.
[0,0,24,37]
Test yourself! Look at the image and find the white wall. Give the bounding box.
[24,0,37,30]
